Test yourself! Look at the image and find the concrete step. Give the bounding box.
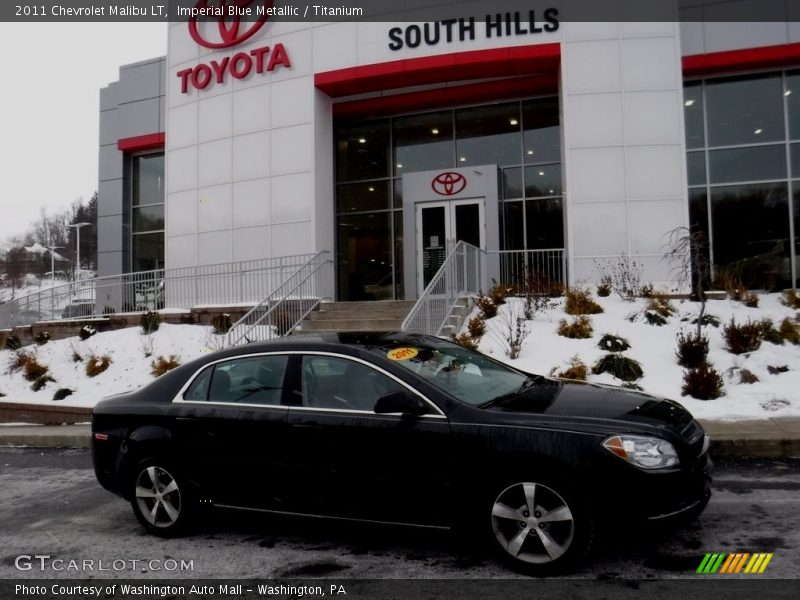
[308,307,411,320]
[318,301,415,312]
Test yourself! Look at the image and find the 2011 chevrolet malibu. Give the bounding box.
[92,332,712,573]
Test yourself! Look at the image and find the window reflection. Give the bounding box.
[705,73,784,147]
[523,98,561,164]
[684,82,705,149]
[394,111,453,176]
[710,183,790,289]
[455,102,521,167]
[131,152,164,273]
[337,212,393,301]
[336,120,390,182]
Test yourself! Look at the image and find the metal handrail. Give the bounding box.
[225,251,334,347]
[401,241,483,336]
[0,254,316,329]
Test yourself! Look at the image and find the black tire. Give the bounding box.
[486,476,593,575]
[130,458,193,536]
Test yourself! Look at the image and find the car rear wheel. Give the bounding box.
[131,460,191,536]
[489,479,592,573]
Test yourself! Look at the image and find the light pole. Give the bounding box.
[43,243,64,285]
[68,222,91,279]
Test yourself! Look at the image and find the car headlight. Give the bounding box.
[602,435,680,470]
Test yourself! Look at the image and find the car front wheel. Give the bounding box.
[131,460,191,536]
[489,479,592,573]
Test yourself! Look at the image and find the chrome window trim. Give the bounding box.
[171,350,446,418]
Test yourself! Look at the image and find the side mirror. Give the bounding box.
[374,391,428,415]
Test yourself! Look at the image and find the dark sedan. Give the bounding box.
[92,332,711,573]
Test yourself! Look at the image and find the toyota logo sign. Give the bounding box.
[431,172,467,196]
[189,0,274,49]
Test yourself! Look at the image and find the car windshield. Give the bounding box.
[383,343,530,406]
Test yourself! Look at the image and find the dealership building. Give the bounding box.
[97,6,800,305]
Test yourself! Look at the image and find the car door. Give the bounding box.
[169,353,292,509]
[283,353,452,526]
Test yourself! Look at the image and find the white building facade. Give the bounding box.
[98,4,800,301]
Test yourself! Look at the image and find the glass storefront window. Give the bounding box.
[708,145,786,184]
[503,202,524,251]
[684,82,705,149]
[132,205,165,232]
[687,151,706,186]
[525,198,564,249]
[710,182,790,289]
[455,102,521,167]
[524,164,562,197]
[132,154,164,207]
[336,120,390,182]
[394,111,453,176]
[523,98,561,164]
[131,152,164,274]
[132,232,165,272]
[336,181,391,213]
[502,167,523,199]
[705,73,784,147]
[786,72,800,140]
[336,212,393,301]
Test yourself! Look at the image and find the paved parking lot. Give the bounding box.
[0,448,798,580]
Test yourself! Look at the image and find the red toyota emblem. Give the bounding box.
[431,172,467,196]
[189,0,273,49]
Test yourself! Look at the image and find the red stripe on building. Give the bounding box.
[117,132,166,152]
[683,42,800,77]
[315,43,561,98]
[332,74,558,119]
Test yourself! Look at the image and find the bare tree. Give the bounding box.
[663,226,712,337]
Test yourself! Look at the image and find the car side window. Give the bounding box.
[301,355,406,412]
[187,355,288,405]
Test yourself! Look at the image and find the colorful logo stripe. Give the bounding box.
[697,552,773,574]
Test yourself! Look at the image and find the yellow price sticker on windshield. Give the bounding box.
[387,347,418,361]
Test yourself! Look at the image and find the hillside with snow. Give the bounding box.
[0,292,798,422]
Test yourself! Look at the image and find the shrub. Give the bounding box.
[592,354,643,382]
[779,318,800,345]
[152,355,180,378]
[71,350,83,363]
[486,304,530,359]
[475,295,497,319]
[597,333,630,352]
[7,350,35,374]
[523,293,558,320]
[594,255,645,301]
[211,313,233,335]
[739,369,759,384]
[685,313,721,328]
[557,316,593,339]
[451,332,479,351]
[717,271,746,302]
[676,331,709,369]
[23,358,49,382]
[564,288,603,315]
[644,310,668,326]
[550,355,588,381]
[757,319,784,345]
[4,335,22,351]
[0,391,5,397]
[53,388,73,401]
[31,375,56,392]
[86,354,112,377]
[646,293,676,318]
[140,311,161,335]
[639,283,655,298]
[79,325,97,341]
[722,319,762,354]
[35,331,50,346]
[780,289,800,309]
[682,363,724,400]
[488,282,512,307]
[524,271,564,297]
[742,291,759,308]
[467,316,486,339]
[767,365,789,375]
[596,275,612,297]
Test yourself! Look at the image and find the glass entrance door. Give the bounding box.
[416,200,485,291]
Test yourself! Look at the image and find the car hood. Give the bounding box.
[487,376,695,435]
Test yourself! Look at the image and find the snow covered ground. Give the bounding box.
[475,292,800,421]
[0,324,218,407]
[0,292,798,422]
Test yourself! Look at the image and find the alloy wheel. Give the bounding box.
[135,466,182,528]
[491,481,575,564]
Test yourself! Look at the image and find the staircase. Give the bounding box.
[294,300,415,334]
